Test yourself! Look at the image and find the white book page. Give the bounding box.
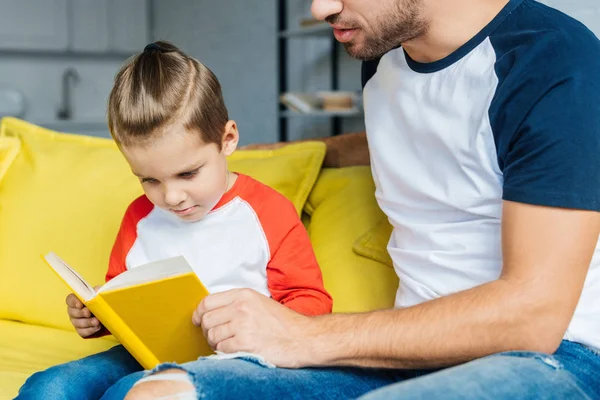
[99,256,192,293]
[44,252,96,302]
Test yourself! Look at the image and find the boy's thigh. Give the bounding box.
[67,344,143,379]
[360,345,599,400]
[116,356,409,400]
[16,345,142,400]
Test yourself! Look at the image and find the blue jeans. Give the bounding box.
[16,345,142,400]
[103,340,599,399]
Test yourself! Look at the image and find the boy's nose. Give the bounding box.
[311,0,343,21]
[164,186,186,207]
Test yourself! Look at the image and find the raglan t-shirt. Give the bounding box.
[362,0,600,349]
[106,173,332,317]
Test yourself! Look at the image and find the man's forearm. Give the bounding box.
[303,278,563,369]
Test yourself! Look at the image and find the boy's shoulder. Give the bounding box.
[123,194,155,221]
[235,173,298,215]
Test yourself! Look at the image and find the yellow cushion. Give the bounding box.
[307,164,393,269]
[0,320,117,399]
[0,136,19,182]
[306,163,393,269]
[0,117,325,332]
[0,118,144,333]
[227,141,326,215]
[353,217,394,268]
[306,167,398,312]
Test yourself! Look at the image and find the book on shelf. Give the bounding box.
[280,91,362,114]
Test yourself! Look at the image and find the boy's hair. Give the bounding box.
[108,41,228,148]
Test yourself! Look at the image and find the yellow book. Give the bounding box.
[43,252,213,369]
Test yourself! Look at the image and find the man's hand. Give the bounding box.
[192,289,313,368]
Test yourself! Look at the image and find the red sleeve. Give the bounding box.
[246,179,332,316]
[105,195,154,282]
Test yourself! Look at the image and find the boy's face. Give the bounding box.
[121,121,238,222]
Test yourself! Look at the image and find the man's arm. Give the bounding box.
[305,203,599,368]
[195,201,599,369]
[241,131,369,168]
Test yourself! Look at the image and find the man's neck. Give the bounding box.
[403,0,511,63]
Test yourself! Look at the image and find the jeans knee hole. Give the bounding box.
[534,355,563,370]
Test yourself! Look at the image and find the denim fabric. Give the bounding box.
[361,340,600,400]
[15,345,142,400]
[103,356,410,400]
[104,340,599,400]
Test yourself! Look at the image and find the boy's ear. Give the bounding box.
[221,120,239,157]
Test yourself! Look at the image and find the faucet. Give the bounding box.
[57,67,80,120]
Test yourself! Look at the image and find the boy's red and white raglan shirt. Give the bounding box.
[106,173,332,316]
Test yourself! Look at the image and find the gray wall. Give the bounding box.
[0,0,149,137]
[152,0,278,146]
[0,0,596,143]
[152,0,600,144]
[152,0,365,144]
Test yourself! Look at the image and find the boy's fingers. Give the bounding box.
[70,316,100,329]
[65,294,83,309]
[67,306,90,319]
[77,326,101,338]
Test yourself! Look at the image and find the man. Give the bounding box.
[120,0,600,398]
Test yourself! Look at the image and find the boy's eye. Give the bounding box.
[178,169,199,179]
[141,177,158,184]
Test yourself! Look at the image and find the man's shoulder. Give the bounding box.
[490,0,600,77]
[488,0,600,143]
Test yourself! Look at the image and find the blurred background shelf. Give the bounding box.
[281,109,363,118]
[278,0,362,141]
[279,23,331,38]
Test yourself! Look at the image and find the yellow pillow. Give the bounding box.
[353,216,394,268]
[0,118,325,331]
[307,163,393,269]
[306,165,394,270]
[227,141,326,215]
[306,167,398,313]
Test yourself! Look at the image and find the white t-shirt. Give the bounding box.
[362,0,600,350]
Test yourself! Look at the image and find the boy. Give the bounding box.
[16,41,332,400]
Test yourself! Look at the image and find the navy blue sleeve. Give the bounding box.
[490,23,600,211]
[361,58,380,89]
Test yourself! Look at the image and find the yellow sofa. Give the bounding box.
[0,118,397,399]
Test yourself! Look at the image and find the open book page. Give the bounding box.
[43,252,96,302]
[100,256,193,293]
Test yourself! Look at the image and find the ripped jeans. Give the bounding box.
[103,340,600,399]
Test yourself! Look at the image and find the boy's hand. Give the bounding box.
[66,291,102,338]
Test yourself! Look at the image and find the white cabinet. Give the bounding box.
[0,0,68,51]
[70,0,110,52]
[70,0,149,54]
[0,0,149,54]
[108,0,149,53]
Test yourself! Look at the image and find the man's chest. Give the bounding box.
[363,43,505,222]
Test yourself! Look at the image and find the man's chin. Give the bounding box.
[342,41,388,61]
